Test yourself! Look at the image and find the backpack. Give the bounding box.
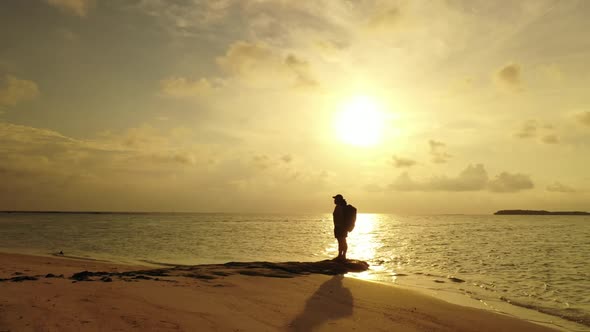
[345,204,357,232]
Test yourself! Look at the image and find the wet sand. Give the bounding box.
[0,252,559,331]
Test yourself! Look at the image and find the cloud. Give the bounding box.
[546,182,575,193]
[252,153,296,169]
[575,111,590,127]
[390,164,534,193]
[217,41,275,76]
[146,151,196,165]
[0,121,230,211]
[284,54,318,88]
[541,134,559,144]
[431,164,489,191]
[44,0,93,17]
[514,120,559,144]
[281,154,292,163]
[251,154,272,170]
[389,172,420,191]
[429,140,451,164]
[514,120,537,139]
[0,122,73,145]
[495,63,522,91]
[137,0,233,36]
[367,7,402,30]
[392,155,417,168]
[160,77,216,98]
[390,164,489,192]
[161,41,318,95]
[363,183,385,192]
[242,1,352,47]
[0,75,39,107]
[216,41,318,88]
[488,172,534,193]
[0,121,216,190]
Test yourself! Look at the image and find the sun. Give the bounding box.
[334,95,385,147]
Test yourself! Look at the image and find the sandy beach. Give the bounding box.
[0,252,559,332]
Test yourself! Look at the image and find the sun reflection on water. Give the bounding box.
[348,213,378,261]
[323,213,395,281]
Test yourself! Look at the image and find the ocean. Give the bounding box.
[0,212,588,331]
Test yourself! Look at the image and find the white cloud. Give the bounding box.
[514,120,560,144]
[217,41,275,75]
[161,41,318,95]
[216,41,317,88]
[281,154,292,163]
[0,75,39,107]
[391,155,417,168]
[160,77,216,98]
[390,164,534,193]
[390,164,489,192]
[0,122,72,145]
[488,172,534,193]
[367,7,402,31]
[136,0,234,37]
[546,182,575,193]
[514,120,537,139]
[494,63,523,91]
[44,0,93,17]
[429,140,451,164]
[541,134,559,144]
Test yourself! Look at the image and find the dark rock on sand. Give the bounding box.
[133,275,153,280]
[45,273,64,278]
[63,259,371,284]
[71,271,110,281]
[184,273,217,280]
[10,275,38,282]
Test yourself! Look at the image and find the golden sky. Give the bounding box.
[1,0,589,214]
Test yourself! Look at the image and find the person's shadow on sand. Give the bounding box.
[289,275,353,332]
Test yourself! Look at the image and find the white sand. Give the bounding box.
[0,252,559,331]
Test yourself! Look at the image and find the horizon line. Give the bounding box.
[0,210,495,216]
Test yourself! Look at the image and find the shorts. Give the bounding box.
[334,227,348,239]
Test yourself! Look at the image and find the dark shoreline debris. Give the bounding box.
[3,259,370,284]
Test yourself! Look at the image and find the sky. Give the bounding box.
[1,0,589,214]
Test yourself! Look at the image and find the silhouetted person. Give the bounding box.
[332,194,350,261]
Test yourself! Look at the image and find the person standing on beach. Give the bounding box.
[332,194,354,261]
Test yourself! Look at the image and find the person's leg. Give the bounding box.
[336,237,344,258]
[334,229,341,259]
[341,237,348,260]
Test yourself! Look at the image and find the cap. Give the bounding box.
[332,194,344,200]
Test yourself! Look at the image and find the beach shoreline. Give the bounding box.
[0,251,569,332]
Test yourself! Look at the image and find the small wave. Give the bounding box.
[138,259,192,267]
[500,297,590,328]
[50,252,110,263]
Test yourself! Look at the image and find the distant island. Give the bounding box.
[494,210,590,215]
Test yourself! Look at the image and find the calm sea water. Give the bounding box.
[0,213,588,330]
